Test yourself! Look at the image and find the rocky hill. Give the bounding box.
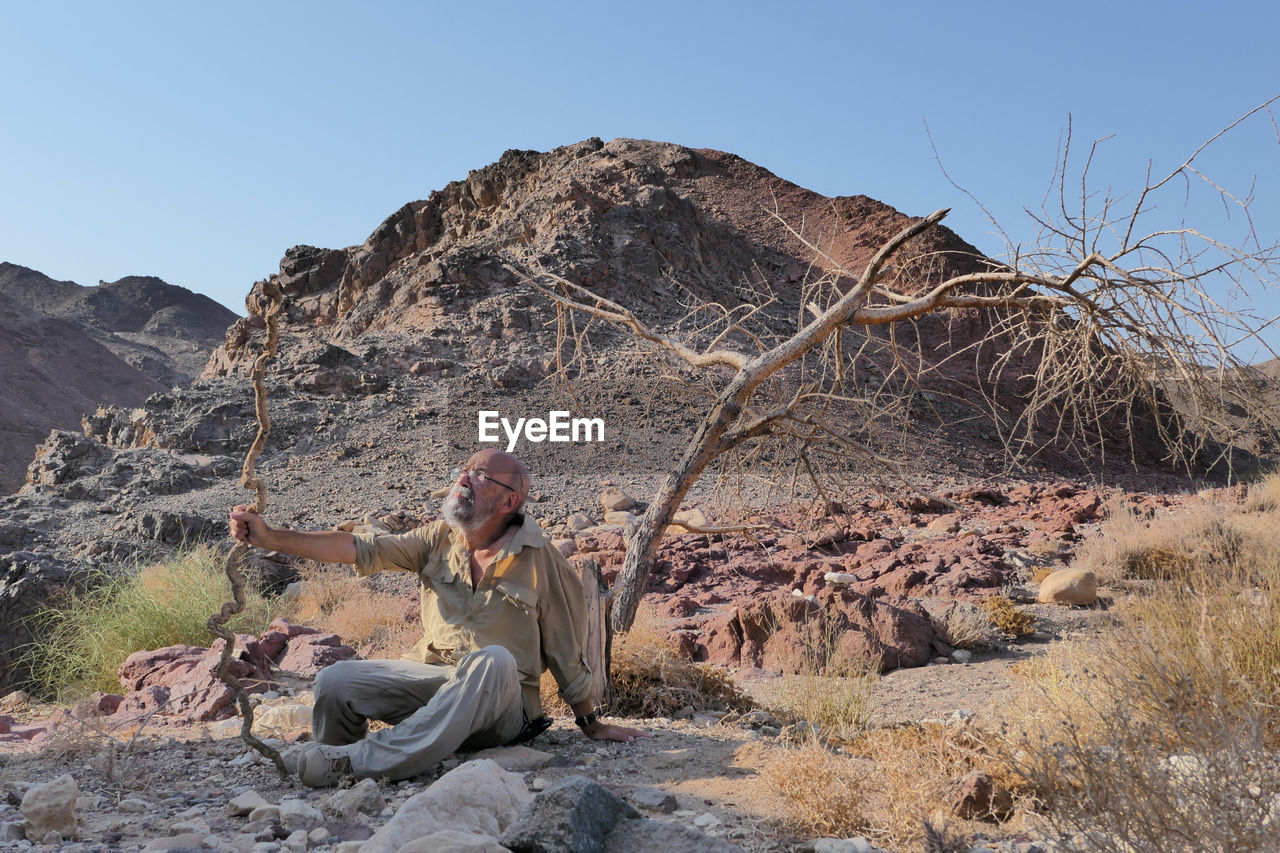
[0,138,1227,692]
[0,264,239,386]
[0,264,239,494]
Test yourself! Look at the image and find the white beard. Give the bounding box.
[442,485,482,531]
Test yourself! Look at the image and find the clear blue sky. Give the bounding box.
[4,0,1280,339]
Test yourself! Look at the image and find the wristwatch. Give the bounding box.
[574,712,598,731]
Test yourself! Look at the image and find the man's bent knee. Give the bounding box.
[469,645,517,678]
[314,659,363,699]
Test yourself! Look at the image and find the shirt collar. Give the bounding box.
[446,512,546,558]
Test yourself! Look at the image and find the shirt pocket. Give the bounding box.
[493,579,539,612]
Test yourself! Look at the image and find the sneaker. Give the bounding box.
[297,743,355,788]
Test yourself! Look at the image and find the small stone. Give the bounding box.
[0,822,23,841]
[949,709,975,725]
[322,778,384,821]
[530,777,550,791]
[673,705,694,720]
[566,513,593,531]
[308,827,330,843]
[823,572,858,585]
[283,829,308,852]
[279,798,323,832]
[951,649,973,664]
[1037,569,1098,606]
[229,791,271,817]
[0,691,29,709]
[693,812,720,827]
[933,656,950,665]
[247,805,281,823]
[469,745,553,771]
[600,486,635,512]
[631,787,677,813]
[603,510,637,526]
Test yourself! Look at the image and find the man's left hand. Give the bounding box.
[584,719,651,744]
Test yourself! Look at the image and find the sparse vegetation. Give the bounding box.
[999,477,1280,851]
[20,544,276,700]
[979,596,1035,639]
[286,560,419,659]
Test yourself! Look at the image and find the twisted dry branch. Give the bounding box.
[207,279,288,778]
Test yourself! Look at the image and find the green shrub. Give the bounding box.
[21,544,276,701]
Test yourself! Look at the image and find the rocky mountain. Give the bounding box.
[0,264,240,493]
[0,138,1227,692]
[0,263,239,386]
[0,291,164,494]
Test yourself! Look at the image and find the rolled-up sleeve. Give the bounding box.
[537,552,595,707]
[353,523,441,578]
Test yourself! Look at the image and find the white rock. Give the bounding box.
[253,703,313,731]
[279,798,324,832]
[308,827,330,843]
[530,777,550,791]
[21,773,78,841]
[823,572,858,585]
[693,812,721,827]
[283,829,308,852]
[948,709,975,724]
[396,829,508,852]
[469,745,553,771]
[247,805,281,823]
[566,513,593,531]
[228,791,271,817]
[603,510,638,526]
[951,649,973,664]
[361,759,532,853]
[812,839,875,853]
[322,778,384,821]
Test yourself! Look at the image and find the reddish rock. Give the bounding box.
[276,633,358,676]
[73,692,123,718]
[701,590,933,673]
[267,618,321,638]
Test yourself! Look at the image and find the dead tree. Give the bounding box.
[519,98,1280,633]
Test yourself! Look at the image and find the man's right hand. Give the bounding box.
[230,505,269,547]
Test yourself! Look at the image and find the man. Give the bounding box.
[229,448,647,787]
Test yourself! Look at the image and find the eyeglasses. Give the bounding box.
[450,467,517,493]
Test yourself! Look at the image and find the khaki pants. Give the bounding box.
[311,645,525,781]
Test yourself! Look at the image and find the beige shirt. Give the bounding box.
[352,513,594,719]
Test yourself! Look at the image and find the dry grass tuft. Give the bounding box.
[287,561,419,659]
[979,596,1035,639]
[762,740,874,837]
[764,722,1028,849]
[999,485,1280,851]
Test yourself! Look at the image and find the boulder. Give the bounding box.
[397,830,508,852]
[361,759,531,853]
[275,632,359,675]
[21,773,78,842]
[600,486,635,512]
[500,776,741,852]
[1037,569,1098,606]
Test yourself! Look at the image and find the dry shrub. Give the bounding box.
[1000,500,1280,852]
[1071,495,1280,587]
[979,596,1035,639]
[764,723,1027,849]
[1243,468,1280,513]
[762,740,874,837]
[919,597,1002,651]
[287,561,419,659]
[542,606,754,718]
